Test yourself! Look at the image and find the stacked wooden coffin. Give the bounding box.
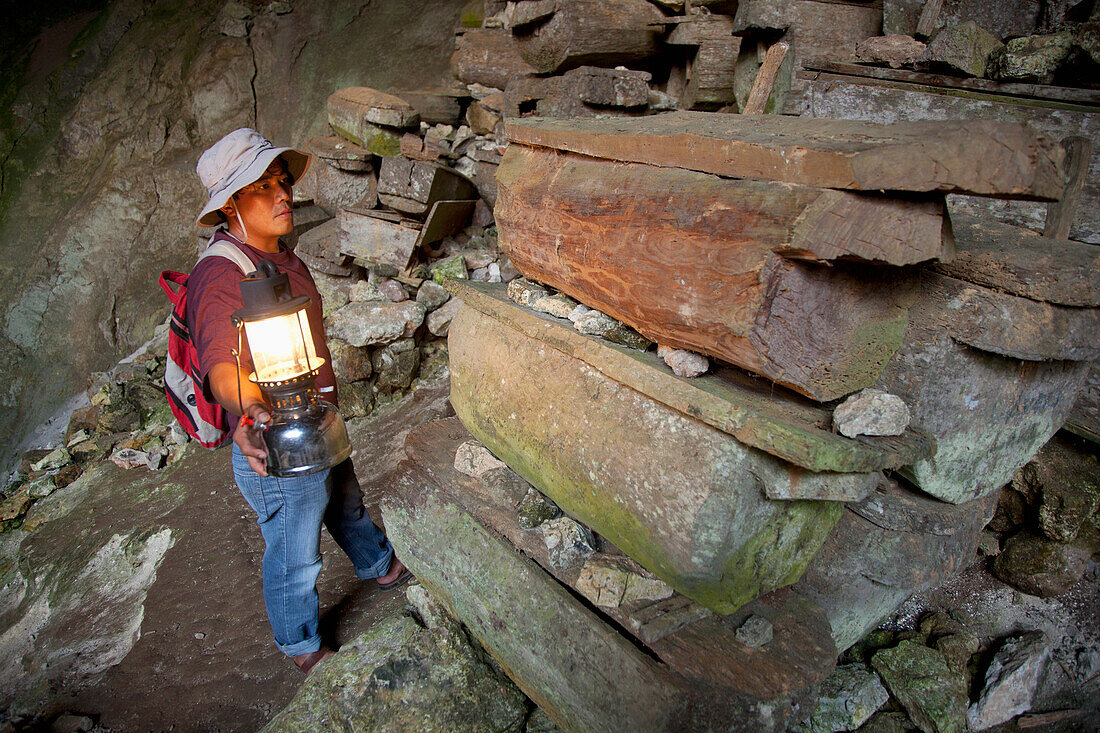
[380,113,1099,731]
[294,87,480,276]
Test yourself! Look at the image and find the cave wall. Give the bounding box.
[0,0,466,473]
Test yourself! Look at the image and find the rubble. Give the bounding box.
[918,21,1004,77]
[855,34,927,68]
[833,389,911,438]
[987,32,1075,83]
[872,640,968,733]
[453,440,507,478]
[657,346,708,378]
[991,529,1089,597]
[804,663,890,732]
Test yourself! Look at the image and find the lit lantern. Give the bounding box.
[233,259,350,476]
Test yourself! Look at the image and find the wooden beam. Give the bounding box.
[934,213,1100,307]
[495,144,949,401]
[1044,136,1092,240]
[743,41,789,115]
[505,113,1066,199]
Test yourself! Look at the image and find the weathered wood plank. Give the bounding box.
[932,213,1100,307]
[415,199,476,249]
[511,0,666,74]
[799,74,1100,244]
[337,208,421,269]
[1044,136,1092,240]
[804,60,1100,106]
[381,469,683,733]
[666,14,736,45]
[939,275,1100,362]
[448,304,847,615]
[447,280,932,474]
[495,144,944,400]
[505,112,1065,199]
[377,156,478,216]
[743,41,789,115]
[1065,364,1100,444]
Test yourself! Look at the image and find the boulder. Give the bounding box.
[967,631,1051,731]
[453,441,507,478]
[871,641,968,733]
[992,530,1089,597]
[987,32,1074,83]
[415,281,451,311]
[918,22,1004,77]
[372,339,421,394]
[517,488,559,530]
[336,379,374,420]
[507,277,549,307]
[806,663,890,732]
[1013,437,1100,543]
[855,35,927,68]
[261,612,527,733]
[448,304,846,615]
[658,347,708,378]
[426,296,463,338]
[325,301,426,347]
[328,339,372,382]
[539,517,595,570]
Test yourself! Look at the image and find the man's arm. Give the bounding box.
[208,361,272,477]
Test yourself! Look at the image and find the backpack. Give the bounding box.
[159,238,255,448]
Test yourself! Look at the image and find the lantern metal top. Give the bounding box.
[232,259,311,322]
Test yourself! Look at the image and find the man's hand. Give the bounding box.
[234,402,271,477]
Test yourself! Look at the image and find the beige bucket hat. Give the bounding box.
[196,128,311,226]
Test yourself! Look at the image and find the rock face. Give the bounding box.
[967,631,1051,731]
[0,0,468,475]
[0,462,185,716]
[448,303,845,615]
[262,599,527,733]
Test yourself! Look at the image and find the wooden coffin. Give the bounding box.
[495,143,950,400]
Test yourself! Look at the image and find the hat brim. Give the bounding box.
[197,147,311,227]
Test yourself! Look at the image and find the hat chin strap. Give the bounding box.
[234,207,249,243]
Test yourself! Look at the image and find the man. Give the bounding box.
[188,128,409,674]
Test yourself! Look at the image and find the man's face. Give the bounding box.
[228,159,294,239]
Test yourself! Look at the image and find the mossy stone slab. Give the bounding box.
[448,304,845,615]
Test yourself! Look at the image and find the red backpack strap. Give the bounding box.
[159,270,187,305]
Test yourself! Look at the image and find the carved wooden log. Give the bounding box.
[505,113,1066,199]
[510,0,666,74]
[667,15,741,109]
[496,144,949,400]
[793,478,997,650]
[503,66,651,119]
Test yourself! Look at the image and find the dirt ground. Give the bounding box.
[44,373,452,732]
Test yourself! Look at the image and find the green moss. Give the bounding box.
[459,0,485,28]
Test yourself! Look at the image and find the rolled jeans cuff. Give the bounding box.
[277,633,324,658]
[354,542,395,580]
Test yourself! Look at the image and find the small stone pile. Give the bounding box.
[854,1,1100,85]
[0,336,186,532]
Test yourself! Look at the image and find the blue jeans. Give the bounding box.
[232,445,394,656]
